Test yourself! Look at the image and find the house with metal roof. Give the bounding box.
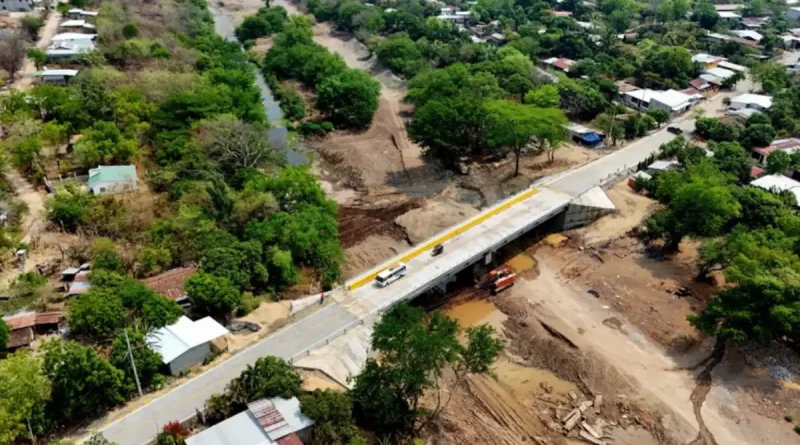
[32,69,80,85]
[750,174,800,206]
[87,165,137,195]
[66,8,99,19]
[148,316,229,374]
[620,89,693,116]
[59,19,97,34]
[186,397,314,445]
[730,93,773,111]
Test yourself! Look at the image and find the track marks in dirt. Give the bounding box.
[688,340,726,445]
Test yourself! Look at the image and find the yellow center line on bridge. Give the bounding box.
[346,187,539,290]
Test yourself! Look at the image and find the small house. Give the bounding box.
[620,89,693,116]
[59,19,97,34]
[542,57,575,73]
[730,93,772,111]
[33,69,79,85]
[186,397,315,445]
[2,312,64,351]
[750,174,800,205]
[692,53,726,69]
[148,316,229,375]
[714,3,743,12]
[66,8,99,20]
[646,160,681,176]
[142,267,197,305]
[0,0,34,12]
[88,165,137,195]
[750,138,800,164]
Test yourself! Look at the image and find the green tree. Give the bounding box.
[41,339,127,423]
[300,390,366,445]
[375,34,425,78]
[315,69,381,128]
[0,319,8,350]
[68,291,127,339]
[524,85,560,108]
[110,329,163,391]
[74,121,139,169]
[221,356,302,408]
[741,123,775,148]
[647,108,670,127]
[692,1,719,29]
[752,62,790,95]
[484,100,567,176]
[711,141,752,183]
[767,150,791,174]
[122,24,139,39]
[185,272,242,315]
[639,46,694,89]
[85,434,118,445]
[721,71,744,89]
[26,48,46,70]
[266,246,297,289]
[351,303,503,435]
[0,350,51,444]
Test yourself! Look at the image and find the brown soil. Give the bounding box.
[341,235,409,280]
[337,197,420,248]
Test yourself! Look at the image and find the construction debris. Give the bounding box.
[594,394,603,410]
[581,421,601,439]
[579,430,606,445]
[578,400,594,412]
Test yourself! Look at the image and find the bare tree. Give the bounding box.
[194,116,285,175]
[0,33,28,82]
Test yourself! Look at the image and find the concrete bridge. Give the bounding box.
[97,120,693,445]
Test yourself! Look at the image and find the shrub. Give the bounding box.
[320,121,334,132]
[122,24,139,39]
[156,421,190,445]
[785,413,793,422]
[795,424,800,435]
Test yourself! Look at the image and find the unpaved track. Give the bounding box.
[518,259,749,445]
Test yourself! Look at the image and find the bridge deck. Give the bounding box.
[349,187,572,311]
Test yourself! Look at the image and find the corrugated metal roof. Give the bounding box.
[7,327,34,349]
[276,433,304,445]
[249,399,289,435]
[148,316,229,364]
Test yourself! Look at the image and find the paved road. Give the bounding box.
[99,304,357,445]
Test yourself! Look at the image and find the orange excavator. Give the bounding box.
[476,264,516,295]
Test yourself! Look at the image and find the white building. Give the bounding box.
[750,174,800,205]
[59,19,97,34]
[148,316,229,375]
[620,89,693,116]
[186,398,314,445]
[0,0,34,12]
[788,7,800,20]
[66,8,99,19]
[730,93,772,111]
[33,69,79,85]
[732,29,763,42]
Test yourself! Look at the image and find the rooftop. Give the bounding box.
[624,89,692,110]
[35,69,79,77]
[732,30,763,41]
[703,67,736,79]
[51,32,96,41]
[3,312,64,330]
[185,398,314,445]
[142,267,197,301]
[692,53,726,64]
[751,174,800,204]
[714,3,743,11]
[88,165,137,187]
[731,93,773,109]
[718,11,741,18]
[148,316,229,364]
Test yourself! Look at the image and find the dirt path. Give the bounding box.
[8,168,46,244]
[514,259,748,445]
[688,340,725,445]
[12,10,62,90]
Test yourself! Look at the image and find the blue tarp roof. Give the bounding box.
[579,132,603,144]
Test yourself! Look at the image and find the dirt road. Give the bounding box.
[12,10,62,89]
[515,253,760,445]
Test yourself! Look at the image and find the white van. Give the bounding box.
[375,263,408,287]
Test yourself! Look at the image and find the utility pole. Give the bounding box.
[125,329,144,398]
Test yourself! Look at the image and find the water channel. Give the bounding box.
[209,6,308,166]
